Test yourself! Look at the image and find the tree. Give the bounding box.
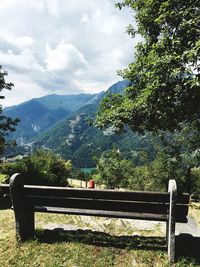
[0,66,19,153]
[93,148,133,189]
[95,0,200,133]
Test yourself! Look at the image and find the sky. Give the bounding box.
[0,0,140,107]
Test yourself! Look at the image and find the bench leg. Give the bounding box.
[167,214,176,263]
[9,173,35,241]
[14,209,35,241]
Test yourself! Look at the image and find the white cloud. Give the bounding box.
[46,41,88,72]
[80,14,90,25]
[0,0,139,107]
[0,49,44,72]
[45,0,59,16]
[0,29,34,50]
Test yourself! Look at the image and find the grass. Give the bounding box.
[189,203,200,227]
[0,207,199,266]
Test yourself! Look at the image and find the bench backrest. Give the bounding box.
[0,177,190,222]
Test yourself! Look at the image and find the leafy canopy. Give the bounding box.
[95,0,200,133]
[0,66,19,153]
[93,148,133,189]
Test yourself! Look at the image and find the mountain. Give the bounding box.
[33,80,155,167]
[37,93,98,112]
[4,99,68,145]
[3,93,97,144]
[106,79,131,94]
[4,80,156,167]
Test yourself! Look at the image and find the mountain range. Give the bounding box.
[3,80,155,167]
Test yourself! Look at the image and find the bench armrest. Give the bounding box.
[167,179,177,263]
[168,179,177,193]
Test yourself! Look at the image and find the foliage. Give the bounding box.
[127,149,189,192]
[127,151,169,191]
[0,173,7,183]
[95,0,200,133]
[1,149,72,186]
[191,168,200,199]
[93,148,134,189]
[93,145,200,195]
[157,128,200,194]
[0,66,19,153]
[128,140,200,196]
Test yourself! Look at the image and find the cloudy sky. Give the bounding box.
[0,0,139,107]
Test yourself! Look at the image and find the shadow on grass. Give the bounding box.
[36,228,166,251]
[176,234,200,263]
[35,229,200,263]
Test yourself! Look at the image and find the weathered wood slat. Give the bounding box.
[25,195,189,216]
[23,186,189,204]
[0,184,190,204]
[34,206,187,223]
[24,186,170,202]
[34,206,169,221]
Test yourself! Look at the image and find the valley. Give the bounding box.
[3,80,155,168]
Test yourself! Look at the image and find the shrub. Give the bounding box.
[1,150,72,186]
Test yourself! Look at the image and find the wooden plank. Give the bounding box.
[34,206,168,221]
[176,204,189,216]
[1,182,189,221]
[25,195,189,215]
[23,186,170,202]
[177,193,190,204]
[0,184,190,204]
[176,215,188,223]
[23,185,190,204]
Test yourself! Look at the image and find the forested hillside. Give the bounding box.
[3,93,97,144]
[4,80,155,168]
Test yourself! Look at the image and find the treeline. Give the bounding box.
[1,144,200,199]
[0,150,89,186]
[93,148,200,198]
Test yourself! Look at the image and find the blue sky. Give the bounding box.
[0,0,140,107]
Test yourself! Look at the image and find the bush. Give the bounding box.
[93,149,132,189]
[0,150,72,186]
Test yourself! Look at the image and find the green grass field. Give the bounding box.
[0,206,200,267]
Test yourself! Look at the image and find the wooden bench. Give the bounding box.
[0,173,190,263]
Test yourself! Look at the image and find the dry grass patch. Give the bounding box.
[189,203,200,227]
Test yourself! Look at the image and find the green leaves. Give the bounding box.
[1,150,72,186]
[0,66,19,153]
[94,148,132,189]
[96,0,200,133]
